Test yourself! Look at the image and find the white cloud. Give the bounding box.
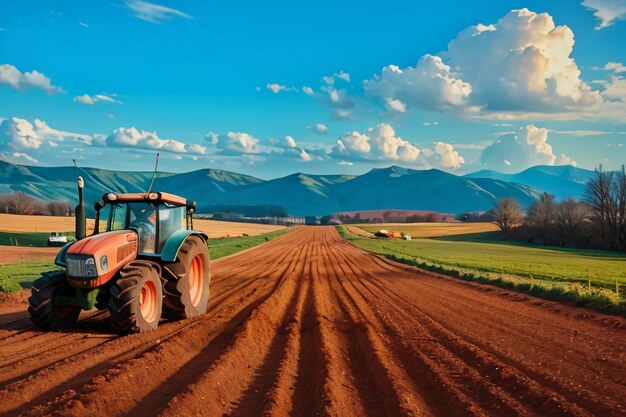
[267,83,286,93]
[605,62,626,73]
[106,127,205,154]
[0,64,64,94]
[11,152,38,164]
[299,148,312,161]
[384,97,407,113]
[341,131,371,155]
[366,9,607,119]
[338,160,353,166]
[557,154,578,166]
[310,123,328,135]
[213,132,261,155]
[582,0,626,29]
[335,71,350,82]
[0,117,91,151]
[124,0,193,23]
[430,141,465,169]
[366,56,472,113]
[302,86,314,95]
[74,93,122,105]
[284,135,297,148]
[480,124,564,172]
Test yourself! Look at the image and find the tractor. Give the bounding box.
[28,176,210,333]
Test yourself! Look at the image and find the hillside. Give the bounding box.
[0,161,595,216]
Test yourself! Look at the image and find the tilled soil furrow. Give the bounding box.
[321,238,434,417]
[155,238,310,417]
[333,236,606,416]
[346,246,622,415]
[333,243,536,417]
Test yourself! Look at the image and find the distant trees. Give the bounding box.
[584,167,626,251]
[493,198,524,237]
[486,167,626,251]
[0,192,71,216]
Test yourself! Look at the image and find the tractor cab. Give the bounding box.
[94,192,196,255]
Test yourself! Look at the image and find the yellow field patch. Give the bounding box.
[358,222,498,238]
[0,214,284,238]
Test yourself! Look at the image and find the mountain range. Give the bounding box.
[0,160,596,216]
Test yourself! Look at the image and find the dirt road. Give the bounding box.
[1,227,624,416]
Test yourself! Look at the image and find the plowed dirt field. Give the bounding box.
[0,227,624,416]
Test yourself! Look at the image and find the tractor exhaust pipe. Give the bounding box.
[75,176,86,240]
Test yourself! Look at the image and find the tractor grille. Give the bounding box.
[66,256,98,278]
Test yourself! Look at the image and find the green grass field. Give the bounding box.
[0,228,291,293]
[338,226,626,313]
[0,231,76,247]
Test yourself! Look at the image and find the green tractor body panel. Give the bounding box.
[160,230,208,262]
[54,242,75,267]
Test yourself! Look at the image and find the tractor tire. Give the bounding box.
[108,262,163,333]
[162,236,210,320]
[28,270,81,329]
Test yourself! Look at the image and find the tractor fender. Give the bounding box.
[54,241,75,267]
[160,230,208,262]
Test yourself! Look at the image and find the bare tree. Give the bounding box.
[555,199,591,247]
[584,167,626,250]
[46,201,71,216]
[526,193,557,243]
[493,198,524,237]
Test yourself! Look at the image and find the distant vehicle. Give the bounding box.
[374,229,401,238]
[47,232,68,247]
[401,233,412,240]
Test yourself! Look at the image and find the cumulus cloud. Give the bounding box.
[0,117,91,151]
[302,86,314,95]
[124,0,193,23]
[366,9,605,119]
[365,55,472,112]
[384,97,407,113]
[479,124,575,172]
[557,154,578,166]
[10,152,38,164]
[211,132,261,155]
[303,72,356,119]
[299,148,312,161]
[266,83,293,93]
[74,93,122,105]
[329,123,464,169]
[605,62,626,73]
[582,0,626,29]
[309,123,328,135]
[107,127,205,154]
[0,64,64,94]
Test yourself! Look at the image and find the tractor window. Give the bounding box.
[159,205,185,250]
[109,203,128,231]
[129,203,157,254]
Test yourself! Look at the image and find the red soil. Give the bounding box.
[0,227,624,416]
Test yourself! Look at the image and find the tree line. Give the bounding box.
[491,167,626,251]
[0,192,72,216]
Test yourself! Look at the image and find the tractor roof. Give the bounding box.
[102,192,194,208]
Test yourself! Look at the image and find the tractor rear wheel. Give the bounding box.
[108,262,163,333]
[28,270,81,329]
[163,236,210,319]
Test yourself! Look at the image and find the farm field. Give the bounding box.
[0,227,624,416]
[0,213,284,238]
[358,222,499,238]
[344,225,626,287]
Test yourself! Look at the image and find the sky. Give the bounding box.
[1,0,626,179]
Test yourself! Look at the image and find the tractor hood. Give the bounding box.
[66,230,138,288]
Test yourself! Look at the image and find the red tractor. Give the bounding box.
[28,177,210,333]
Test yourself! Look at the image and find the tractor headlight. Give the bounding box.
[66,255,99,278]
[100,255,108,272]
[107,193,117,201]
[85,257,98,277]
[148,192,159,200]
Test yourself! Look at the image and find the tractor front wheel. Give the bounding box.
[28,271,81,329]
[108,262,163,333]
[163,236,210,320]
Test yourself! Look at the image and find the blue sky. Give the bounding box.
[1,0,625,178]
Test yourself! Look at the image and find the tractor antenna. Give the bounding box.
[147,153,160,194]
